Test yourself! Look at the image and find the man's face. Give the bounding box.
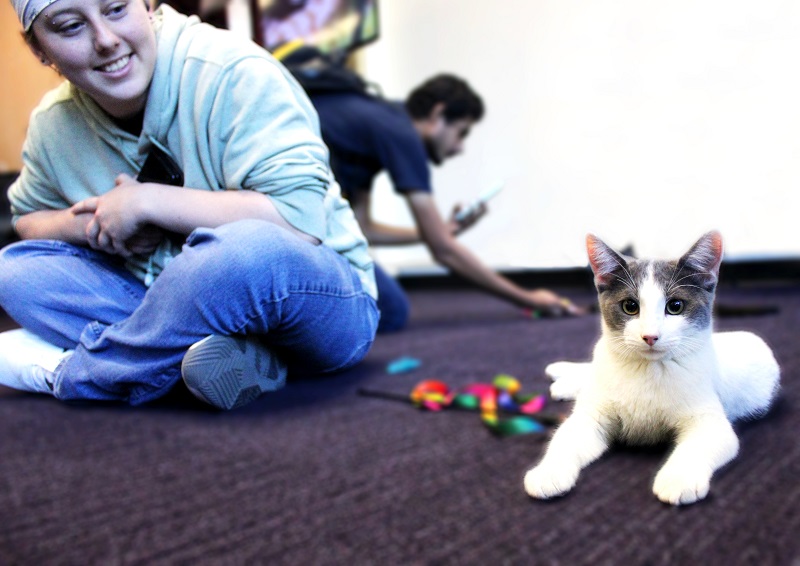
[423,116,475,166]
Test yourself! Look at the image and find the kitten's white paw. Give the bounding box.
[652,464,711,506]
[544,361,579,382]
[545,362,589,400]
[549,375,583,401]
[523,462,579,499]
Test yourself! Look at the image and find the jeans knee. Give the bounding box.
[0,241,40,300]
[178,220,313,300]
[0,243,18,290]
[189,220,299,265]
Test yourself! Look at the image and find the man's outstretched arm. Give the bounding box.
[405,192,581,315]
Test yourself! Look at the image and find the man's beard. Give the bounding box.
[423,138,443,166]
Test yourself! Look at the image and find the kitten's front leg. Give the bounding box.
[545,361,592,400]
[524,409,610,499]
[652,415,739,505]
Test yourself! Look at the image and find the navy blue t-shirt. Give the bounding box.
[310,92,432,199]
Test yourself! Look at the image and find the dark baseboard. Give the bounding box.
[399,266,594,291]
[718,259,800,286]
[398,259,800,291]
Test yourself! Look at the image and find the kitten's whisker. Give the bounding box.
[670,284,703,292]
[610,256,638,293]
[667,262,685,294]
[667,271,715,294]
[613,274,636,293]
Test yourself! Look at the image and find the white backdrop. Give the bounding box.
[353,0,799,274]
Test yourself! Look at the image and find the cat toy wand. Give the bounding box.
[358,376,567,436]
[357,387,565,426]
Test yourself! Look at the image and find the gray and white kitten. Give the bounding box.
[524,231,780,505]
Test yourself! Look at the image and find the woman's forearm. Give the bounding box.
[73,178,323,252]
[14,208,91,244]
[135,183,321,245]
[15,182,321,251]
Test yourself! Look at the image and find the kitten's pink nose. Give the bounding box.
[643,335,659,346]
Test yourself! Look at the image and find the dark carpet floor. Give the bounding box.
[1,280,798,565]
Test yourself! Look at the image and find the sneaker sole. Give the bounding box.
[181,335,286,410]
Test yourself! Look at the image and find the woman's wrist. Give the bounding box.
[15,208,91,244]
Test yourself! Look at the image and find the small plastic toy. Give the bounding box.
[386,356,422,374]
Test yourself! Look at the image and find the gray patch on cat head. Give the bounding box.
[596,257,650,333]
[660,258,715,330]
[589,233,721,334]
[597,257,716,333]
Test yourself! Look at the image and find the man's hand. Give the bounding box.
[448,201,487,236]
[524,289,587,317]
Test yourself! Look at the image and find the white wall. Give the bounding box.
[358,0,800,274]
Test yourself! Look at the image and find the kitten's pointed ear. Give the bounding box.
[587,234,626,290]
[680,231,723,289]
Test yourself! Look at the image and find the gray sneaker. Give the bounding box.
[181,335,287,410]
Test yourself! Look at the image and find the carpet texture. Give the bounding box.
[1,282,798,565]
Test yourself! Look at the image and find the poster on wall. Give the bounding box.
[155,0,229,28]
[253,0,379,57]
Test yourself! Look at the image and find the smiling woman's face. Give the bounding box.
[30,0,157,118]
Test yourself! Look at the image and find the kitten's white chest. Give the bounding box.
[610,375,680,443]
[591,348,718,444]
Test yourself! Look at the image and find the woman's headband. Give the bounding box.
[11,0,63,32]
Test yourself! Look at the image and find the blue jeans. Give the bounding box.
[374,263,410,333]
[0,220,378,404]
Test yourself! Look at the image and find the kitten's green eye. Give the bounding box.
[666,299,685,315]
[621,299,639,315]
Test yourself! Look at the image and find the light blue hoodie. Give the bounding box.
[10,5,376,298]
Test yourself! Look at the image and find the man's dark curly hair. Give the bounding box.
[405,74,484,124]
